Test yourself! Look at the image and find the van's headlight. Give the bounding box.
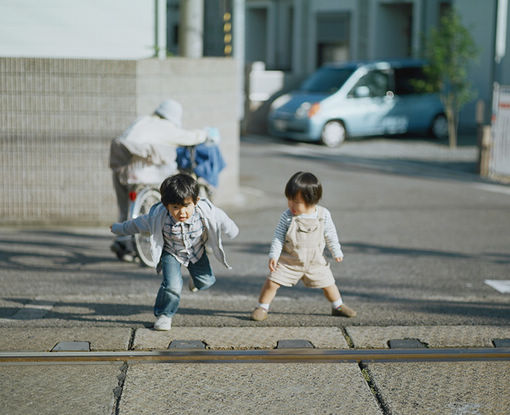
[296,102,320,118]
[270,94,291,110]
[296,102,311,118]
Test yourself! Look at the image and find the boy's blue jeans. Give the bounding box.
[154,251,215,318]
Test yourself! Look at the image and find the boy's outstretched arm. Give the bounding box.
[110,214,151,236]
[215,207,239,239]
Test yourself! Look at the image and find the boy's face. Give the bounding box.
[288,192,315,216]
[166,197,198,222]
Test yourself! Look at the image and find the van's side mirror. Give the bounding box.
[353,86,370,98]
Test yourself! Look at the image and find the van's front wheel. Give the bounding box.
[321,121,346,147]
[430,114,448,139]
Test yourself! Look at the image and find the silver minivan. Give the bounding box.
[268,59,447,147]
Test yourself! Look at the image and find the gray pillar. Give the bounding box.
[179,0,204,58]
[292,0,305,76]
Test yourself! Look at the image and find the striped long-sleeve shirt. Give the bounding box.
[268,207,344,260]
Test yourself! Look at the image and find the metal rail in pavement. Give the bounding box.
[1,347,509,364]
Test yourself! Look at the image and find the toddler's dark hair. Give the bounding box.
[285,171,322,205]
[160,173,199,206]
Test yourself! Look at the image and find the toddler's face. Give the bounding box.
[166,197,197,222]
[288,192,315,216]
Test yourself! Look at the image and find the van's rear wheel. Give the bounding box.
[430,114,448,139]
[321,121,346,147]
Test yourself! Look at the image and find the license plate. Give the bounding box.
[274,120,287,131]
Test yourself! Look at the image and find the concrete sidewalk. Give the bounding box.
[1,325,510,415]
[1,325,510,352]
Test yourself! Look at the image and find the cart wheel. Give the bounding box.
[129,187,160,268]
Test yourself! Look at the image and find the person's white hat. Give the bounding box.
[155,99,183,127]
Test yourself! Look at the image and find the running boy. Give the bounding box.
[111,173,239,330]
[251,171,356,321]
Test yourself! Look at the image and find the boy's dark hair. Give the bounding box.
[285,171,322,205]
[160,173,199,206]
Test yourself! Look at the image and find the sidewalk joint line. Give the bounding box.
[359,362,390,415]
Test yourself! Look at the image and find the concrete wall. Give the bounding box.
[0,57,240,225]
[135,58,240,205]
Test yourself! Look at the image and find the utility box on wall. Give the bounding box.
[0,57,240,225]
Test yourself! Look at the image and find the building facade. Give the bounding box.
[242,0,510,130]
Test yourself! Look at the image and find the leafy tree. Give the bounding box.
[417,9,478,148]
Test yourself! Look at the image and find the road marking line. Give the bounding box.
[485,280,510,293]
[474,183,510,195]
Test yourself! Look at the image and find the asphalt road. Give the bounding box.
[0,134,509,328]
[2,134,510,415]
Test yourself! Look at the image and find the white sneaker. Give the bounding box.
[189,278,198,293]
[154,315,172,331]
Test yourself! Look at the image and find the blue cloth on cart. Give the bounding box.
[176,143,226,187]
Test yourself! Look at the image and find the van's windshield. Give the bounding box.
[300,67,355,93]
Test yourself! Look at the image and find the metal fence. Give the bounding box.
[490,83,510,178]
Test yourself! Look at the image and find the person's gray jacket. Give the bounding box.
[111,199,239,270]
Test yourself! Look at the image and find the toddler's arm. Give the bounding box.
[323,209,344,259]
[268,210,292,264]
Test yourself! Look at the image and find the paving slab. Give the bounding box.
[133,326,349,350]
[118,362,382,415]
[365,361,510,415]
[0,327,132,351]
[0,363,123,415]
[346,325,510,348]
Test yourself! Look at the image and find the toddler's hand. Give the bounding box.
[268,258,278,272]
[335,257,343,263]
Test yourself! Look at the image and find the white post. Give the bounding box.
[233,0,245,120]
[155,0,167,59]
[179,0,204,58]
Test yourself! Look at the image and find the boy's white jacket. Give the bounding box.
[111,199,239,269]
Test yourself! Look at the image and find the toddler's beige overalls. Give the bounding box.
[269,206,335,288]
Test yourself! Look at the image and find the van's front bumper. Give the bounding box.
[268,115,322,142]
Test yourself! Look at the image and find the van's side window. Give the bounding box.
[349,70,390,98]
[394,67,425,95]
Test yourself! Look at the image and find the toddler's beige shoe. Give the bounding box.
[331,304,357,318]
[251,306,268,321]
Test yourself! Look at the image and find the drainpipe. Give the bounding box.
[495,0,508,65]
[489,0,508,122]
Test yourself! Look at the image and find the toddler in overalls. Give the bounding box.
[251,171,356,321]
